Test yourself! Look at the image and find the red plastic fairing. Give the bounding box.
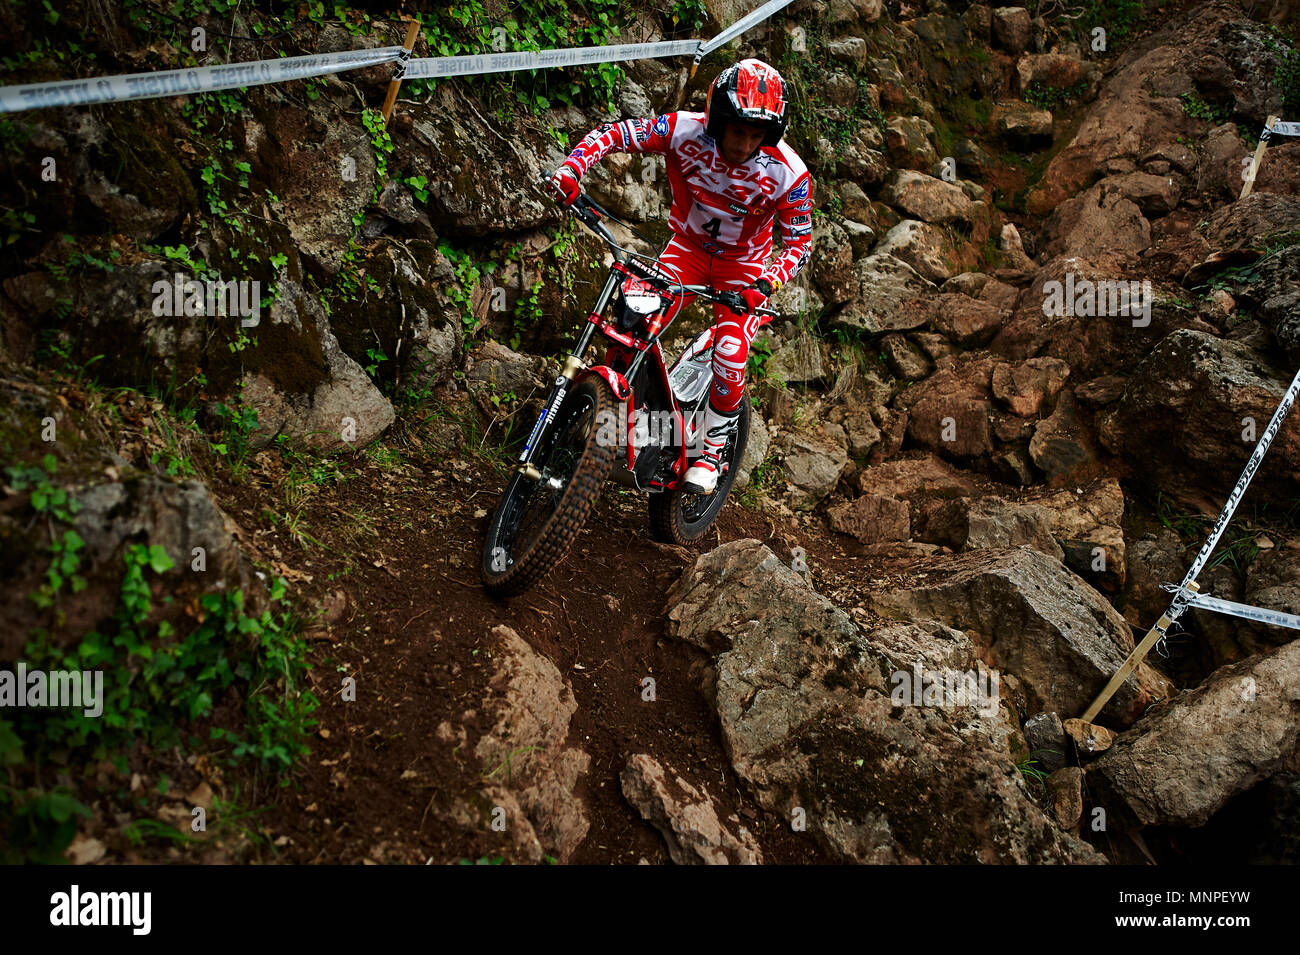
[577,367,636,470]
[580,366,631,401]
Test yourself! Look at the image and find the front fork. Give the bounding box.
[517,353,588,481]
[516,270,626,479]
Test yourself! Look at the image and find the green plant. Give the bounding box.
[1180,92,1229,125]
[1,205,37,246]
[1266,33,1300,113]
[209,397,260,478]
[364,345,389,378]
[437,240,486,340]
[6,454,87,609]
[747,338,774,381]
[362,108,394,194]
[482,745,542,784]
[1023,79,1090,111]
[737,448,781,509]
[1016,755,1051,797]
[669,0,708,31]
[20,555,317,773]
[0,788,93,864]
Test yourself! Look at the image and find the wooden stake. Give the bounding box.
[381,17,421,127]
[1080,581,1198,724]
[1239,114,1279,200]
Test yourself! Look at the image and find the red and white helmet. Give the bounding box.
[705,58,790,157]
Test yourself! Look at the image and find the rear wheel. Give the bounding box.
[481,377,616,596]
[649,397,750,544]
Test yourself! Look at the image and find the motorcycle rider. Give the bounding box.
[547,57,813,494]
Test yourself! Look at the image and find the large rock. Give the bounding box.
[1040,181,1151,259]
[1197,122,1251,203]
[884,116,940,172]
[872,547,1174,725]
[1091,639,1300,828]
[238,281,395,451]
[1025,3,1267,214]
[855,452,979,501]
[1,469,264,661]
[259,108,376,275]
[827,493,911,544]
[896,362,995,461]
[1016,53,1100,99]
[1100,172,1181,217]
[873,220,961,283]
[1098,329,1300,512]
[403,85,557,236]
[992,6,1031,53]
[620,754,761,864]
[1233,245,1300,365]
[1202,193,1300,253]
[1036,478,1127,590]
[778,433,850,507]
[765,335,825,384]
[992,101,1053,147]
[734,412,770,491]
[962,499,1064,559]
[831,254,937,334]
[18,107,196,244]
[583,151,667,222]
[928,293,1006,348]
[1028,391,1104,485]
[991,357,1071,416]
[466,339,548,396]
[0,262,205,395]
[330,239,463,393]
[666,539,1103,863]
[472,625,590,862]
[880,170,976,225]
[809,218,856,306]
[990,254,1207,379]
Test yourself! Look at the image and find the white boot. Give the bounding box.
[683,400,740,495]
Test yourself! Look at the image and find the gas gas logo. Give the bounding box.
[680,140,779,195]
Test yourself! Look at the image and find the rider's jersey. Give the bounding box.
[561,111,813,292]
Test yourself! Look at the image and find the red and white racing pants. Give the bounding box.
[656,234,766,415]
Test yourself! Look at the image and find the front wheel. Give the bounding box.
[649,397,750,544]
[481,377,616,596]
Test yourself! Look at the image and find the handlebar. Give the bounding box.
[542,178,779,318]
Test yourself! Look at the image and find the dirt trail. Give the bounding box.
[209,404,902,864]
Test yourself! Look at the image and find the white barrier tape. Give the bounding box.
[0,0,796,113]
[1177,361,1300,590]
[0,46,407,114]
[1264,120,1300,140]
[392,44,415,82]
[1082,358,1300,722]
[1161,584,1300,632]
[403,39,703,80]
[698,0,796,56]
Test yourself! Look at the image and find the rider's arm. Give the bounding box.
[560,113,676,178]
[756,173,814,293]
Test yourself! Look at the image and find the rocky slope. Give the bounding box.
[2,0,1300,864]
